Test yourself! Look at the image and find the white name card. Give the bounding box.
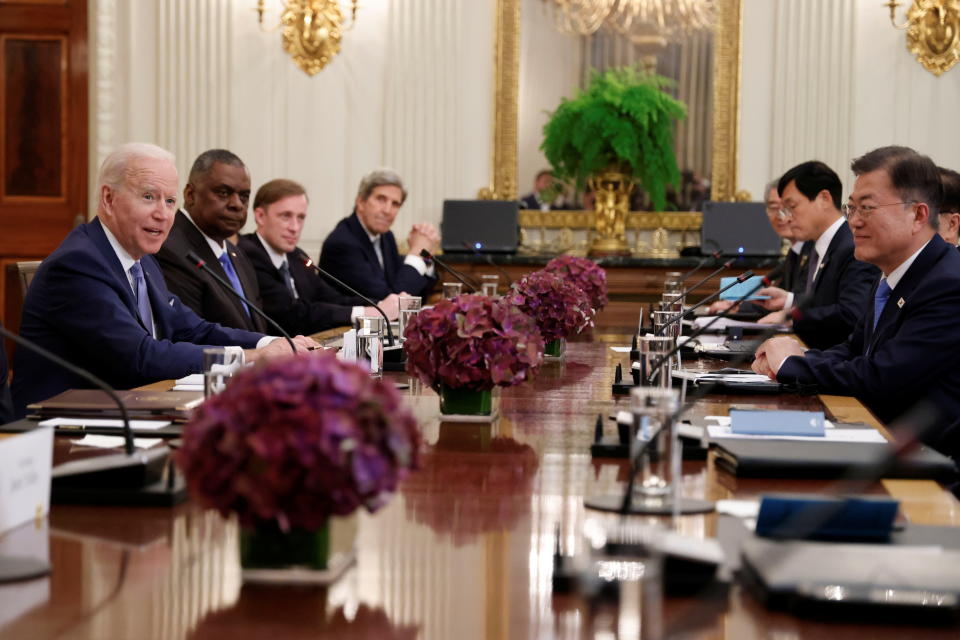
[0,428,53,534]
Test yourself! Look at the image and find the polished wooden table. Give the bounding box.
[1,332,958,639]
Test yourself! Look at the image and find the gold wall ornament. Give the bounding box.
[588,170,634,256]
[479,0,521,201]
[885,0,960,76]
[256,0,359,77]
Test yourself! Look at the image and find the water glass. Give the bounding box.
[442,282,462,299]
[356,315,384,377]
[636,335,674,388]
[202,347,242,398]
[398,295,422,339]
[480,274,499,297]
[629,386,680,500]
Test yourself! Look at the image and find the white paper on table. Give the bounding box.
[706,425,886,443]
[0,428,53,535]
[609,346,632,353]
[38,417,171,431]
[175,373,204,386]
[692,316,789,332]
[72,435,164,449]
[172,384,204,391]
[716,499,761,519]
[672,370,772,384]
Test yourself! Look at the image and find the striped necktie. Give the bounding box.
[129,261,154,335]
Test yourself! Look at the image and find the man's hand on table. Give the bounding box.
[752,336,805,380]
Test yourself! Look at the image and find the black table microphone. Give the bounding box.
[185,251,297,354]
[460,241,514,286]
[298,251,398,347]
[0,323,169,485]
[420,249,479,292]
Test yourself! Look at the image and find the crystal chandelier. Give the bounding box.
[545,0,715,41]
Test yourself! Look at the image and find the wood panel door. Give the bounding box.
[0,0,88,341]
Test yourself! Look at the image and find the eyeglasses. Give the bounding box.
[841,201,914,220]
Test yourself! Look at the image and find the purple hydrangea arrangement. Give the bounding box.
[403,294,544,391]
[176,352,420,531]
[504,271,594,342]
[543,255,609,310]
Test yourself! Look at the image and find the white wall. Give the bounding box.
[518,0,582,197]
[739,0,960,200]
[91,0,493,257]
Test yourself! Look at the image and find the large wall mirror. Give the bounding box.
[484,0,742,255]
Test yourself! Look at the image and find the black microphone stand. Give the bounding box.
[421,249,479,292]
[676,249,723,283]
[186,251,297,354]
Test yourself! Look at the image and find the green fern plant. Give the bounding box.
[541,66,687,211]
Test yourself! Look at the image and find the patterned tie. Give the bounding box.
[279,259,299,300]
[804,247,820,293]
[129,261,154,336]
[872,279,892,331]
[218,252,251,317]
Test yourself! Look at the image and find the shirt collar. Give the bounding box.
[256,232,288,271]
[814,217,845,261]
[884,238,932,290]
[100,220,138,276]
[790,240,804,254]
[182,209,227,258]
[356,216,380,243]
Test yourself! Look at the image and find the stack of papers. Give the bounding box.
[173,373,204,391]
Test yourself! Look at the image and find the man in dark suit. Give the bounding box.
[754,147,960,460]
[937,167,960,248]
[520,169,566,210]
[319,169,438,300]
[156,149,266,333]
[755,161,878,349]
[11,143,316,416]
[238,178,400,335]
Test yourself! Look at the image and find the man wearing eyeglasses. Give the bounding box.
[754,147,960,462]
[753,161,878,349]
[937,167,960,248]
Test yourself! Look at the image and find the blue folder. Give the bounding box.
[719,275,770,301]
[729,409,825,437]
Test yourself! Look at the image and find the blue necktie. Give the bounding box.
[129,262,154,336]
[872,279,892,331]
[218,252,251,317]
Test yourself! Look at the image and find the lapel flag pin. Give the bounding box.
[897,297,905,308]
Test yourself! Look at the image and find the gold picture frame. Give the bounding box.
[482,0,743,229]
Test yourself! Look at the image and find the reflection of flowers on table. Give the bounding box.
[177,352,421,531]
[403,437,539,546]
[188,587,419,639]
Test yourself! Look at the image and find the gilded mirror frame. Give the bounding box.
[481,0,742,207]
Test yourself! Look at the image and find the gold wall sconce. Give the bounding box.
[885,0,960,76]
[256,0,359,76]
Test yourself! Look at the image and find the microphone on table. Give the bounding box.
[655,270,756,336]
[420,249,479,293]
[297,251,398,347]
[460,241,514,286]
[0,324,171,492]
[185,251,297,354]
[676,249,723,284]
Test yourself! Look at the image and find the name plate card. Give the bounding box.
[0,428,53,534]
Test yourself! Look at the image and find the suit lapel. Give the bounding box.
[866,236,949,354]
[89,218,144,326]
[346,214,384,273]
[811,224,849,295]
[178,212,252,326]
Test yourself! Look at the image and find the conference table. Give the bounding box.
[0,329,958,639]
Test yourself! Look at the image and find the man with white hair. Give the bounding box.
[12,143,317,416]
[319,169,439,299]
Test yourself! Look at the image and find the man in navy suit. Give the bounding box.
[11,143,316,416]
[319,169,438,300]
[755,161,878,349]
[753,147,960,460]
[157,149,267,333]
[239,178,400,335]
[937,167,960,248]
